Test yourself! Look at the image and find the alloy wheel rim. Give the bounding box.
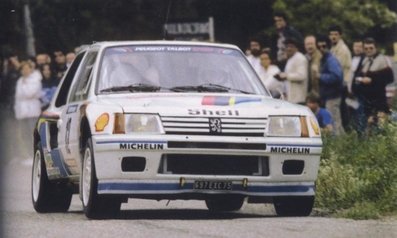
[32,150,41,202]
[82,148,92,207]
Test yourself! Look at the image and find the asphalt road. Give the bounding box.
[0,108,396,238]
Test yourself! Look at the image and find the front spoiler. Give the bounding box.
[97,180,315,197]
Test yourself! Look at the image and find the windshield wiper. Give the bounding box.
[201,83,252,94]
[100,83,162,93]
[169,85,224,92]
[170,83,252,94]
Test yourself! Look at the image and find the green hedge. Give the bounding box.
[315,123,397,219]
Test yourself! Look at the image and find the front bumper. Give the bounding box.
[92,134,321,197]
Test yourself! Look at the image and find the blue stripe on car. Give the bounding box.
[96,140,167,144]
[267,144,322,148]
[50,149,70,177]
[39,122,47,148]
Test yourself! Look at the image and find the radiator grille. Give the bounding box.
[161,116,267,137]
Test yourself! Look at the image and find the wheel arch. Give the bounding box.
[80,116,92,155]
[33,125,41,150]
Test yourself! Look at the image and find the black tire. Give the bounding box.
[205,195,244,212]
[273,196,314,217]
[31,142,72,213]
[81,138,121,219]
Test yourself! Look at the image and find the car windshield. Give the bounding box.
[97,45,269,95]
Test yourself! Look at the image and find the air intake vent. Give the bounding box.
[121,157,146,172]
[282,160,304,175]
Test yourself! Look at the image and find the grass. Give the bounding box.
[315,122,397,219]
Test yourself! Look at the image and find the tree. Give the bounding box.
[268,0,397,45]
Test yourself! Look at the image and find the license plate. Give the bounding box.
[194,180,232,190]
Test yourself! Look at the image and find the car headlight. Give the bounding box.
[114,113,164,134]
[267,116,306,137]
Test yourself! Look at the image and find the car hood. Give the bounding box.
[97,93,310,117]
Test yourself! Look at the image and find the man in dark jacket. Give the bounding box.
[352,37,394,131]
[271,12,303,70]
[315,35,344,135]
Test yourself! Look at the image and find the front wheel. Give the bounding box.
[32,142,72,213]
[81,138,121,219]
[273,196,314,217]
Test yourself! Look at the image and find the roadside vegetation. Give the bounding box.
[315,108,397,219]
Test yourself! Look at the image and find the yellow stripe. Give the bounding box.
[37,118,47,130]
[229,97,235,106]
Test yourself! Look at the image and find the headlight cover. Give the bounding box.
[115,113,164,134]
[267,116,301,137]
[126,114,164,134]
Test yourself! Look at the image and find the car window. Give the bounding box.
[68,51,98,102]
[55,52,86,107]
[97,45,268,95]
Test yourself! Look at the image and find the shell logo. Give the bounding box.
[95,113,110,132]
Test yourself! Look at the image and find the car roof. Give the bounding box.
[86,40,240,51]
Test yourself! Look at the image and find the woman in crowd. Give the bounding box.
[258,51,285,98]
[39,63,58,110]
[14,61,42,159]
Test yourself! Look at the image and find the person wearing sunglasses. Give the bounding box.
[352,37,394,132]
[315,35,344,136]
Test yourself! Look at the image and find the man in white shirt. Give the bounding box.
[246,38,263,75]
[350,40,364,86]
[275,38,308,104]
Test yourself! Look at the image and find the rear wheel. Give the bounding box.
[273,196,314,217]
[81,138,121,219]
[205,195,244,212]
[31,142,72,213]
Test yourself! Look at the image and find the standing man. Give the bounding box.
[274,38,308,104]
[66,52,76,68]
[246,37,263,75]
[53,50,67,80]
[1,52,21,114]
[36,53,51,67]
[304,35,322,95]
[350,39,365,84]
[272,12,303,70]
[352,37,394,131]
[329,25,352,130]
[316,35,344,135]
[329,25,352,88]
[348,39,365,131]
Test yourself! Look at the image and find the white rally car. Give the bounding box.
[32,41,322,219]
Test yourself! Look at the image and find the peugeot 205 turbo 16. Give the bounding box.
[32,41,322,219]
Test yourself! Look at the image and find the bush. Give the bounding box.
[315,123,397,219]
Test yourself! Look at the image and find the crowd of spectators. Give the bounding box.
[0,49,76,159]
[247,12,395,135]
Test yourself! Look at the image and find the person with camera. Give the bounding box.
[273,37,308,104]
